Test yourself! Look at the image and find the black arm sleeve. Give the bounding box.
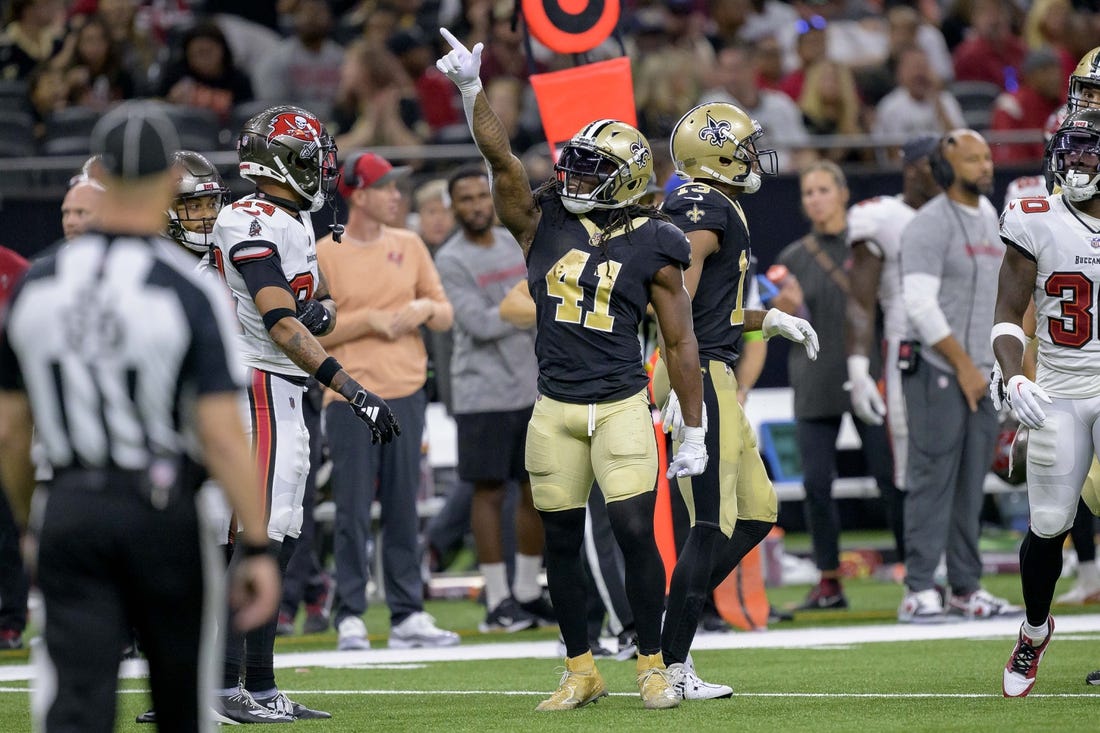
[233,249,295,301]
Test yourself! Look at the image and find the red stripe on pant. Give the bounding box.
[249,369,277,527]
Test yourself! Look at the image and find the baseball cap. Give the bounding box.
[90,101,180,180]
[338,152,411,197]
[902,135,939,164]
[386,28,429,56]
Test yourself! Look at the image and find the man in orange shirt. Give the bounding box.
[317,152,459,650]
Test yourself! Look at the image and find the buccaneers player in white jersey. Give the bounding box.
[994,108,1100,697]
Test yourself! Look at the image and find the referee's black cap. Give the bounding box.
[91,101,181,180]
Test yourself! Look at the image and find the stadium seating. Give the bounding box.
[40,107,101,156]
[0,110,37,158]
[949,80,1003,131]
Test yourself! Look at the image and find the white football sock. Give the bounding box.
[513,553,544,603]
[481,562,509,611]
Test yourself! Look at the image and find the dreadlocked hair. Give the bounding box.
[534,176,669,244]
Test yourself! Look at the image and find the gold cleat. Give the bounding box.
[535,651,609,711]
[636,653,681,709]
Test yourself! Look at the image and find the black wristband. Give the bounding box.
[240,540,278,558]
[262,307,297,331]
[315,356,342,388]
[337,375,363,402]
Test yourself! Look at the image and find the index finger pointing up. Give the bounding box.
[439,27,467,54]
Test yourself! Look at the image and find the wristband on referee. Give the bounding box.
[262,307,298,332]
[315,356,342,388]
[240,540,279,558]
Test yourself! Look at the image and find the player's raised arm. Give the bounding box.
[436,28,538,252]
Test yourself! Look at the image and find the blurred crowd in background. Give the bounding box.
[2,0,1099,172]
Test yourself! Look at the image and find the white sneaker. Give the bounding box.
[1003,616,1054,697]
[389,611,460,649]
[669,654,733,700]
[337,616,371,650]
[898,588,945,624]
[948,588,1023,620]
[1055,562,1100,604]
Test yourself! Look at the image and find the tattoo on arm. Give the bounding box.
[271,321,332,376]
[472,94,537,251]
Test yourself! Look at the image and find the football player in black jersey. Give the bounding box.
[438,29,707,710]
[656,102,819,698]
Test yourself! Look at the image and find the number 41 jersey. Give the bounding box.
[527,195,690,404]
[212,195,318,378]
[1001,192,1100,397]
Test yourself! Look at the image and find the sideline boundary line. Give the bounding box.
[1,614,1098,683]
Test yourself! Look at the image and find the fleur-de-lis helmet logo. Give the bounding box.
[630,140,651,167]
[699,111,733,148]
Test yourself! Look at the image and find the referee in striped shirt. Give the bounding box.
[0,101,280,733]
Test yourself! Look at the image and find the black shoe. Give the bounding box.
[590,638,615,657]
[697,610,732,633]
[615,629,638,661]
[216,686,295,723]
[768,605,794,623]
[135,710,156,724]
[518,594,557,627]
[479,597,538,632]
[795,580,848,611]
[254,690,333,720]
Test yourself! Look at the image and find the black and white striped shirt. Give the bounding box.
[0,233,245,472]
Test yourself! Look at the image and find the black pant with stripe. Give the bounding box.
[36,469,219,733]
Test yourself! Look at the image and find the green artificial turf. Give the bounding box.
[3,570,1099,732]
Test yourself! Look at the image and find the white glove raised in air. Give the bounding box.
[989,360,1006,411]
[1006,374,1052,430]
[667,426,708,479]
[761,308,819,360]
[436,28,483,97]
[844,355,886,425]
[660,390,708,444]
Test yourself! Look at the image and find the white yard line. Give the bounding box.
[1,614,1099,683]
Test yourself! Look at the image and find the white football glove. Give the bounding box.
[667,426,708,479]
[436,28,484,97]
[989,360,1006,411]
[1006,374,1052,430]
[761,308,819,360]
[660,390,708,444]
[844,355,886,425]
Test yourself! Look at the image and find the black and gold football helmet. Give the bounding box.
[670,102,777,193]
[1069,46,1100,113]
[555,119,654,213]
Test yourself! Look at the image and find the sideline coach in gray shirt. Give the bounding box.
[896,130,1020,623]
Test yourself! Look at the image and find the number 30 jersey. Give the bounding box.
[212,195,318,378]
[1000,192,1100,397]
[527,194,691,404]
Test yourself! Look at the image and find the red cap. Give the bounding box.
[338,152,411,197]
